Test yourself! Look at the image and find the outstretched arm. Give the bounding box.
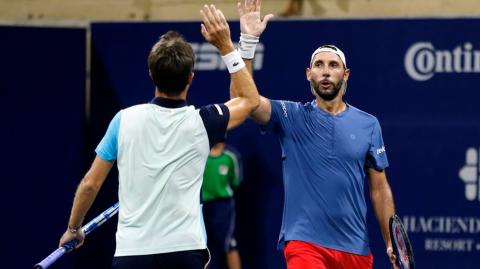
[231,0,274,125]
[367,168,400,269]
[200,4,259,130]
[59,156,113,250]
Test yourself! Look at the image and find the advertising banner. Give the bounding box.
[89,19,480,269]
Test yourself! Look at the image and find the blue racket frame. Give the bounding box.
[34,202,119,269]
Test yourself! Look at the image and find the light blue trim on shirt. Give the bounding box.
[95,111,121,161]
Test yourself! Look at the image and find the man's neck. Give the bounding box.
[209,149,223,157]
[155,88,187,100]
[315,97,346,115]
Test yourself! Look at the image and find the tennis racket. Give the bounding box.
[389,214,415,269]
[34,202,119,269]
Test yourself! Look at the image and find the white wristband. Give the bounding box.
[222,50,246,73]
[238,33,260,59]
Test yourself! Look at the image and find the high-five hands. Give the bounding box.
[200,4,235,55]
[237,0,274,37]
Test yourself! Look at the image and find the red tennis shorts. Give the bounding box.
[283,240,374,269]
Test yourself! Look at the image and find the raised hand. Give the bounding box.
[200,4,235,55]
[237,0,274,37]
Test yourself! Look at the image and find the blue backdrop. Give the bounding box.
[3,18,479,269]
[0,26,86,268]
[88,19,480,269]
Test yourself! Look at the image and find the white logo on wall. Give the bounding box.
[459,147,480,201]
[403,215,480,252]
[191,42,264,71]
[398,147,480,253]
[404,42,480,81]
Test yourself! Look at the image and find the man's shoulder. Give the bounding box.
[347,104,378,123]
[271,99,308,107]
[197,103,221,112]
[270,99,312,116]
[124,103,195,114]
[224,148,241,160]
[122,103,150,113]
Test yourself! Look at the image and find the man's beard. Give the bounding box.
[311,78,344,101]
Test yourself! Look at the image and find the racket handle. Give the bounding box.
[63,238,79,251]
[34,236,79,268]
[34,202,119,268]
[34,247,67,269]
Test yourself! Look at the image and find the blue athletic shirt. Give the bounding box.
[262,100,389,255]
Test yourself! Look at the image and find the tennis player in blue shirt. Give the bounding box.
[232,1,399,268]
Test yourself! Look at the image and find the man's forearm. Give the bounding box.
[68,177,101,229]
[244,59,254,74]
[230,67,259,108]
[230,59,254,99]
[371,184,396,246]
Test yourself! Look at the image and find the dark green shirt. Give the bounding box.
[202,149,241,202]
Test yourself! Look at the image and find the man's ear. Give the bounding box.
[188,72,195,85]
[344,68,351,81]
[306,67,311,81]
[148,69,153,79]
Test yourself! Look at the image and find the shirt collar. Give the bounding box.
[311,100,350,116]
[150,97,187,108]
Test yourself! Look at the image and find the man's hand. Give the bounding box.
[387,246,401,269]
[237,0,274,37]
[59,227,85,252]
[200,4,235,55]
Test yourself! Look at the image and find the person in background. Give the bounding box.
[202,140,242,269]
[279,0,323,17]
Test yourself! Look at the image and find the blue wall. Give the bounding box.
[88,19,480,269]
[4,18,479,269]
[0,26,86,268]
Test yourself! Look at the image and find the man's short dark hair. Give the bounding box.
[148,31,195,96]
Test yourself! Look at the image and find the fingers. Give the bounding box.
[200,9,209,33]
[200,4,232,50]
[237,1,245,17]
[216,9,227,26]
[201,5,226,28]
[200,5,212,26]
[262,13,274,27]
[391,262,400,269]
[200,4,216,38]
[387,249,398,268]
[255,0,261,12]
[75,240,84,249]
[243,0,254,13]
[212,6,222,24]
[238,0,252,16]
[199,10,210,40]
[239,0,266,16]
[249,0,256,12]
[390,254,397,265]
[200,23,208,38]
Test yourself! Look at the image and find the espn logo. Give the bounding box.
[191,42,264,71]
[459,147,480,201]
